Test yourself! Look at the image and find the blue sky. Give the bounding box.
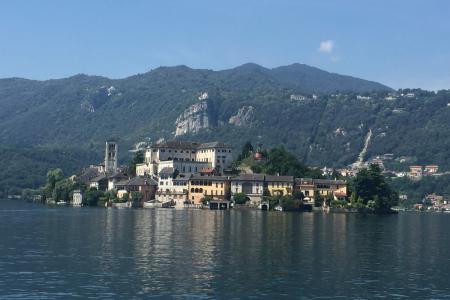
[1,0,449,90]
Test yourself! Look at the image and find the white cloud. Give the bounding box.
[318,40,334,53]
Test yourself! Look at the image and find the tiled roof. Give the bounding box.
[197,142,233,149]
[90,174,107,182]
[126,176,158,186]
[150,140,232,150]
[265,175,294,182]
[151,140,200,149]
[200,167,216,173]
[295,178,314,185]
[159,167,175,175]
[313,179,347,185]
[190,175,230,181]
[232,174,265,181]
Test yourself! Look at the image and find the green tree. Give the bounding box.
[233,192,249,204]
[128,150,144,176]
[201,195,213,206]
[292,190,305,201]
[237,141,254,161]
[85,187,104,206]
[131,191,143,206]
[352,164,399,212]
[314,191,323,207]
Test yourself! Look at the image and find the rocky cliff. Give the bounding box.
[229,106,254,127]
[175,100,210,136]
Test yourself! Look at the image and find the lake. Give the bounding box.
[1,199,450,299]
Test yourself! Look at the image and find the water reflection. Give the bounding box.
[3,200,450,298]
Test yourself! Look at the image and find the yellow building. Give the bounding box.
[295,178,347,202]
[265,175,294,196]
[313,179,347,200]
[188,175,231,204]
[294,178,315,203]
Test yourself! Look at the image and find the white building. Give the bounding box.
[143,140,233,173]
[156,169,190,207]
[72,190,83,206]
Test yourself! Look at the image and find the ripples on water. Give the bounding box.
[1,200,450,299]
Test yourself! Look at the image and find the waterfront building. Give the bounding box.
[294,178,348,202]
[313,179,347,198]
[230,174,265,205]
[115,176,158,204]
[265,175,294,196]
[156,168,190,206]
[295,178,315,204]
[188,175,231,204]
[72,190,83,206]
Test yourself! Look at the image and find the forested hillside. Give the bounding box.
[1,63,449,194]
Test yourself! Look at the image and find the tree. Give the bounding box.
[85,187,104,206]
[233,192,249,204]
[292,190,305,201]
[237,141,254,161]
[279,196,301,211]
[314,191,323,207]
[351,164,399,212]
[251,146,321,178]
[131,191,143,206]
[201,195,213,206]
[128,150,144,176]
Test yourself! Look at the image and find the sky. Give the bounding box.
[1,0,450,90]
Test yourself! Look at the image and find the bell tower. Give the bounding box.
[105,141,118,173]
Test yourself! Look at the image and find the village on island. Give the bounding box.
[33,127,449,213]
[43,139,350,212]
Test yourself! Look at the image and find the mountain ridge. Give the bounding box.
[0,63,392,93]
[2,62,448,195]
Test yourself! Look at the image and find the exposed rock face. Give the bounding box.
[175,101,210,136]
[229,106,254,127]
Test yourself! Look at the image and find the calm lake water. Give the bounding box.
[1,200,450,299]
